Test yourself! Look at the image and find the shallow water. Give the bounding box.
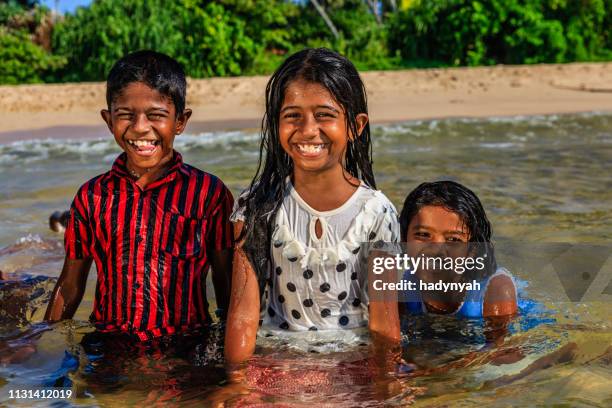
[0,113,610,406]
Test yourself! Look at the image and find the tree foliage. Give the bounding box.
[0,1,65,84]
[0,0,611,84]
[388,0,612,66]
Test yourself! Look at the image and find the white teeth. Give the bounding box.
[128,140,157,147]
[297,144,324,153]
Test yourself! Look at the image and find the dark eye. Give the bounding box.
[414,231,430,239]
[283,112,300,119]
[117,113,132,120]
[148,113,165,120]
[316,112,334,118]
[446,236,464,243]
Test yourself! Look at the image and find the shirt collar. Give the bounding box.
[111,150,189,186]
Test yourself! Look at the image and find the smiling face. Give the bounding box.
[101,81,191,174]
[278,79,367,175]
[407,205,471,283]
[407,205,470,244]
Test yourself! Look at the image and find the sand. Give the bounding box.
[1,62,611,143]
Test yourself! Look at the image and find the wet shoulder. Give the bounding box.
[357,186,400,243]
[359,186,398,214]
[75,171,112,198]
[483,268,518,317]
[180,163,233,218]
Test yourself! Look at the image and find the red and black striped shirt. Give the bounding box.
[64,151,233,340]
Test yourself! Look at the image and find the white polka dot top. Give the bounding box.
[231,181,400,331]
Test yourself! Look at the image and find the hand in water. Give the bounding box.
[0,340,36,364]
[206,363,257,407]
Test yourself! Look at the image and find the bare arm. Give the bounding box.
[44,256,92,321]
[483,274,518,318]
[368,250,401,343]
[224,221,260,365]
[210,248,233,316]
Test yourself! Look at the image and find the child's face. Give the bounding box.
[101,82,191,173]
[407,205,470,282]
[407,206,470,243]
[278,79,367,174]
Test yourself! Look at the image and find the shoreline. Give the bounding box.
[1,62,612,144]
[1,110,610,145]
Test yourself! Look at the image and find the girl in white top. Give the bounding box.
[225,48,401,364]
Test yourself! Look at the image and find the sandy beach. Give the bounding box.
[1,62,611,143]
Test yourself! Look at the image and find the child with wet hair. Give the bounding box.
[45,50,234,341]
[225,48,401,364]
[399,180,517,318]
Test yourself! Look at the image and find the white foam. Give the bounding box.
[1,113,610,165]
[16,234,44,245]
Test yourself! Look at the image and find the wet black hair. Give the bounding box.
[240,48,375,294]
[399,180,497,279]
[106,50,187,115]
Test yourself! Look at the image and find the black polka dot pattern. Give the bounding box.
[280,322,289,330]
[292,310,301,319]
[321,308,331,318]
[336,263,346,272]
[352,246,360,254]
[352,298,361,307]
[288,256,298,262]
[351,272,358,280]
[273,240,282,248]
[338,291,347,301]
[339,316,349,326]
[268,306,275,317]
[320,282,330,293]
[275,266,282,275]
[303,269,313,279]
[278,295,285,303]
[287,282,296,292]
[369,231,376,240]
[303,298,313,307]
[309,326,318,331]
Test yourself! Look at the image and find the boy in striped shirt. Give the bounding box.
[45,50,233,341]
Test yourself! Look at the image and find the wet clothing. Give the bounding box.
[232,180,400,331]
[64,151,233,340]
[403,267,517,318]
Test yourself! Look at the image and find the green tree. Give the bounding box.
[0,1,65,84]
[0,29,65,84]
[52,0,259,81]
[388,0,612,66]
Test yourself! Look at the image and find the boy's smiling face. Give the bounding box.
[101,81,191,175]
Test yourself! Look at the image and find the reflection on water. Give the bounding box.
[0,113,611,406]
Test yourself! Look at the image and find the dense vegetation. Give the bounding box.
[1,0,611,84]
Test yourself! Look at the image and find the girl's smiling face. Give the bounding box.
[279,79,367,174]
[407,205,471,283]
[407,205,470,243]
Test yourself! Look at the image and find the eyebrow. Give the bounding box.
[280,104,340,113]
[113,106,170,113]
[411,225,467,234]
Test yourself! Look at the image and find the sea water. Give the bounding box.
[0,113,610,406]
